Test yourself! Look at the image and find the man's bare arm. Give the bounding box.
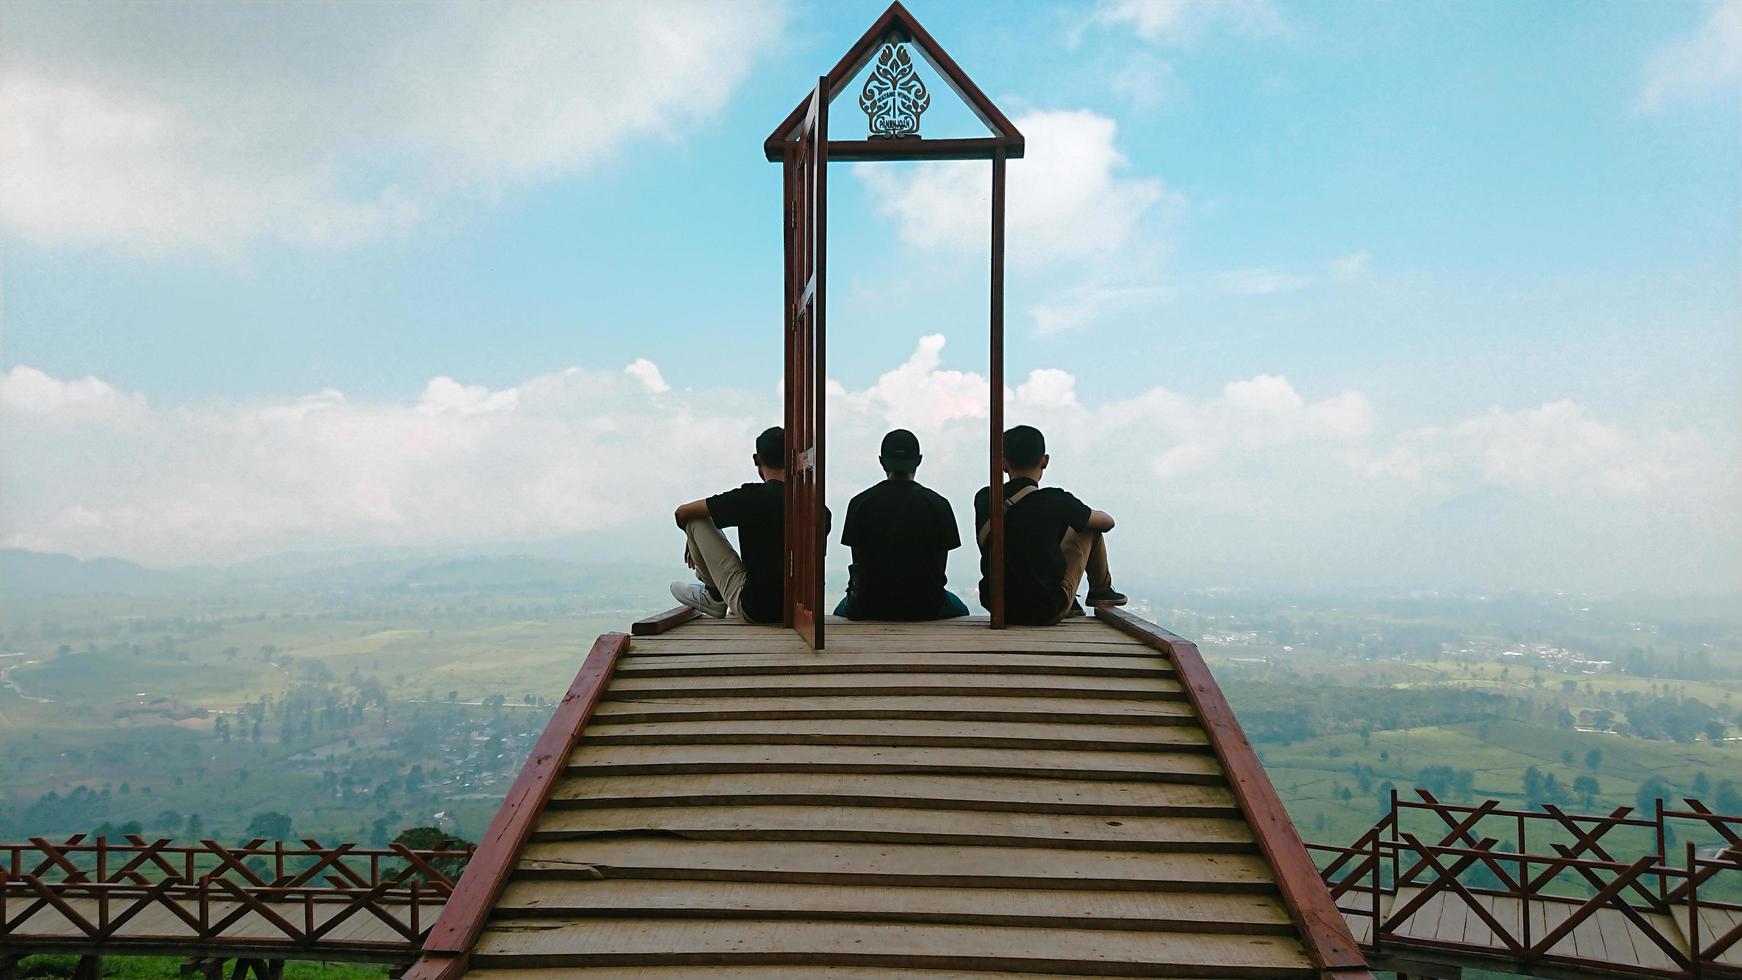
[1086,509,1115,533]
[674,499,710,528]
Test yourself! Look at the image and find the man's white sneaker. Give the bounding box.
[670,581,727,618]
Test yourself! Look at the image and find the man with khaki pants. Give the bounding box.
[974,425,1127,625]
[669,426,830,623]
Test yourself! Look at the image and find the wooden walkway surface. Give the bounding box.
[1344,886,1742,975]
[409,613,1368,978]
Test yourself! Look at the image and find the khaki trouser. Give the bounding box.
[685,519,751,623]
[1060,529,1113,615]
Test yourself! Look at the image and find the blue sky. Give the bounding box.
[1,0,1737,594]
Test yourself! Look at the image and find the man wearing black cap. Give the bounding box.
[670,425,828,623]
[835,428,969,621]
[975,424,1127,625]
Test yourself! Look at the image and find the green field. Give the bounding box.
[0,581,653,844]
[3,573,1738,907]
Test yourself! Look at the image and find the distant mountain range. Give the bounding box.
[0,549,188,596]
[0,547,670,598]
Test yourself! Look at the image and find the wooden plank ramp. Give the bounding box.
[407,612,1369,979]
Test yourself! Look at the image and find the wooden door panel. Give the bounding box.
[783,79,827,651]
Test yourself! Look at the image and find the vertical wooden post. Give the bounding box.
[1369,819,1382,954]
[1656,798,1667,905]
[1517,810,1529,952]
[987,146,1007,629]
[1686,840,1700,978]
[813,76,828,650]
[781,143,797,631]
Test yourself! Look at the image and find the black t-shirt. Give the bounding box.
[974,478,1093,625]
[840,479,961,620]
[706,479,830,624]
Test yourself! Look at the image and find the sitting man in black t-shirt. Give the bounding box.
[670,426,828,623]
[974,424,1127,625]
[835,429,970,621]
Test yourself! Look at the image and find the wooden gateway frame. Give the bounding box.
[766,1,1025,648]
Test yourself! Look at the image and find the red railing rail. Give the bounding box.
[0,835,473,958]
[1309,790,1742,978]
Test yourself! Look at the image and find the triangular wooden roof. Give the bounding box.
[763,1,1025,161]
[404,609,1371,978]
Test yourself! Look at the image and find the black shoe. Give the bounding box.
[1063,600,1086,618]
[1087,588,1127,608]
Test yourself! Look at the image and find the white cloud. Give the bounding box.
[855,110,1175,266]
[1015,369,1081,410]
[1353,400,1717,501]
[1030,282,1176,336]
[840,335,989,428]
[1216,267,1314,295]
[1090,0,1284,46]
[0,365,146,419]
[1110,52,1184,109]
[417,377,520,417]
[857,109,1180,338]
[1638,0,1742,111]
[2,339,1733,593]
[0,1,785,255]
[623,359,671,395]
[1328,251,1371,280]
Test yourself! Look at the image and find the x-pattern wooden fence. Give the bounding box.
[1311,790,1742,978]
[0,835,472,960]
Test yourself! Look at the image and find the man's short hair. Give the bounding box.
[1003,425,1046,469]
[755,426,785,467]
[879,428,921,475]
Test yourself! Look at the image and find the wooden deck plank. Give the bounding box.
[657,618,1127,636]
[1531,896,1571,958]
[1563,894,1606,962]
[466,968,1221,979]
[1389,887,1438,942]
[562,743,1225,782]
[1596,905,1648,969]
[1436,890,1468,947]
[467,969,1178,978]
[1459,892,1494,949]
[529,805,1257,853]
[1603,905,1685,971]
[1696,905,1742,967]
[625,639,1159,656]
[589,695,1201,726]
[549,771,1240,816]
[512,840,1281,892]
[625,633,1133,647]
[613,652,1174,678]
[469,917,1316,977]
[577,717,1209,751]
[603,672,1184,700]
[493,879,1295,933]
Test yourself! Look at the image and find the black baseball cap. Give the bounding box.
[755,426,785,464]
[880,428,921,474]
[1003,424,1046,468]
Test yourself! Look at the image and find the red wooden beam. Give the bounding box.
[402,631,628,979]
[987,146,1006,630]
[630,606,698,636]
[763,2,1024,161]
[1095,607,1371,977]
[826,136,1015,161]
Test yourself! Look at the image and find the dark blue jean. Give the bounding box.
[834,590,970,620]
